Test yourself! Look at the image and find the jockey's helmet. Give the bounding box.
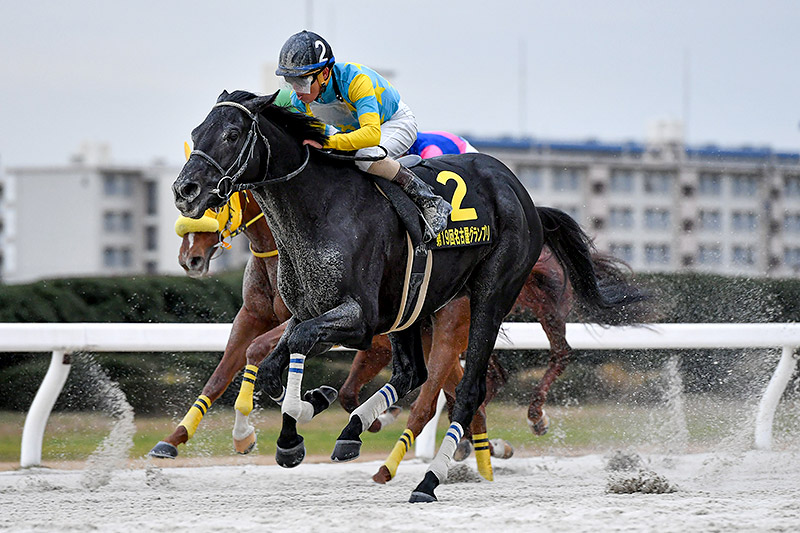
[276,31,335,93]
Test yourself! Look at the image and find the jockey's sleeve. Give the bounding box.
[420,145,444,158]
[324,73,382,151]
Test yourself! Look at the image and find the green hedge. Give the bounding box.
[1,272,799,413]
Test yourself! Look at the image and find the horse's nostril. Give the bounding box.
[188,256,205,271]
[180,182,200,201]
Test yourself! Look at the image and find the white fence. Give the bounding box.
[1,322,798,467]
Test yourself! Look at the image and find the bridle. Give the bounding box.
[189,101,311,200]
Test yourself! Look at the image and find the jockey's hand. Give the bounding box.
[303,139,323,149]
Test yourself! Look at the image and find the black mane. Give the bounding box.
[224,90,329,147]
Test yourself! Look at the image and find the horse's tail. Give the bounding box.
[535,206,656,326]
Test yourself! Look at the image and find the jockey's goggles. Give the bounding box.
[284,74,314,95]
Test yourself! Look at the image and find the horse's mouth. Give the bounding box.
[175,197,206,219]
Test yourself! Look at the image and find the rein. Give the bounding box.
[189,101,310,199]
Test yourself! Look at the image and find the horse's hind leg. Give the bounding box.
[333,324,427,463]
[528,313,571,436]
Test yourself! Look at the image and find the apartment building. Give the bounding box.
[470,132,800,277]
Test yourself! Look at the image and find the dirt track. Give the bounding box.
[2,450,799,532]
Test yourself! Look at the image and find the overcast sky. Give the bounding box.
[1,0,798,168]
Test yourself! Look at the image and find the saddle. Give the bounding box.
[371,154,427,256]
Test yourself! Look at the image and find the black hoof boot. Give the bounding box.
[304,385,338,416]
[331,417,362,462]
[275,437,306,468]
[147,441,178,459]
[331,439,362,462]
[409,471,440,503]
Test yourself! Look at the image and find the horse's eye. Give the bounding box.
[224,130,240,143]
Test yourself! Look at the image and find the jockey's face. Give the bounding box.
[297,68,330,104]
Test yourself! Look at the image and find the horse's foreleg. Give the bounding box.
[528,315,571,436]
[272,299,369,468]
[333,325,427,463]
[148,307,269,459]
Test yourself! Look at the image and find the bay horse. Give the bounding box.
[171,90,622,502]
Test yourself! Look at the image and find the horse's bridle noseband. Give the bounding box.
[189,101,310,199]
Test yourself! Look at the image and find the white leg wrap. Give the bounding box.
[350,384,398,433]
[427,422,464,484]
[281,354,314,424]
[232,410,254,441]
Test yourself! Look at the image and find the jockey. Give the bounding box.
[409,131,479,159]
[275,30,451,242]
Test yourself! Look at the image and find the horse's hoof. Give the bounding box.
[275,438,305,468]
[331,439,362,462]
[372,465,392,484]
[147,441,178,459]
[409,471,439,503]
[489,438,514,459]
[234,430,256,455]
[453,438,473,462]
[528,410,550,436]
[303,385,338,416]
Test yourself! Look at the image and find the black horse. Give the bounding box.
[173,90,552,502]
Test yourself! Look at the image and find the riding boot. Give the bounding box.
[392,166,452,242]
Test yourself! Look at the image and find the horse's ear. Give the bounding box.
[216,90,230,103]
[250,91,280,113]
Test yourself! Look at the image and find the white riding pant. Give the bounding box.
[356,101,417,176]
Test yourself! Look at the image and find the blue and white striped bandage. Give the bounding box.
[282,354,314,423]
[428,421,464,483]
[351,383,398,432]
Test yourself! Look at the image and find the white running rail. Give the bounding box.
[1,322,797,467]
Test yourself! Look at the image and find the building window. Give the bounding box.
[731,211,758,232]
[609,207,634,229]
[784,247,800,270]
[698,209,721,231]
[644,172,675,194]
[517,166,542,189]
[731,175,759,197]
[103,247,117,267]
[103,212,117,232]
[732,245,755,266]
[122,175,135,197]
[785,175,800,198]
[145,261,158,274]
[698,173,722,196]
[644,208,671,230]
[145,226,158,251]
[552,168,582,192]
[610,170,635,193]
[120,212,133,233]
[120,248,132,267]
[146,181,158,215]
[609,243,634,263]
[784,213,800,233]
[698,245,722,265]
[103,174,119,196]
[644,244,670,265]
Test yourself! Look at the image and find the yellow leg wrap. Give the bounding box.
[473,433,494,481]
[234,365,259,416]
[178,395,211,439]
[384,429,415,479]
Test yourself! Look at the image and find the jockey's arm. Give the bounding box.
[324,73,382,152]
